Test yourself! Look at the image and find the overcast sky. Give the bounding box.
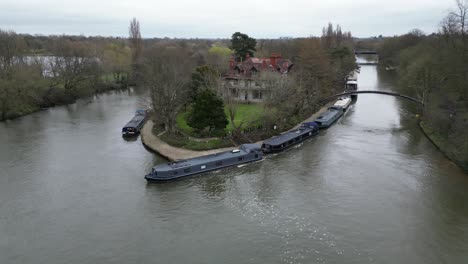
[0,0,455,38]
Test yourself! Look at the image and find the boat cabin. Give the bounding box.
[345,80,358,91]
[261,122,319,153]
[122,110,148,137]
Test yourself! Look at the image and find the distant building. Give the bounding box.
[223,53,293,102]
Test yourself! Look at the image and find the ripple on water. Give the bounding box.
[224,187,374,264]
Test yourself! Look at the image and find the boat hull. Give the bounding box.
[145,144,264,182]
[145,157,262,182]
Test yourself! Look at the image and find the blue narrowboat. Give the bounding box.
[261,122,319,154]
[122,109,148,137]
[314,106,343,128]
[145,144,264,182]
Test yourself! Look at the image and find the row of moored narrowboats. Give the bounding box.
[145,96,354,182]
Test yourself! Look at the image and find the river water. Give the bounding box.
[1,62,468,264]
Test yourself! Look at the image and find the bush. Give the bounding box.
[187,89,228,134]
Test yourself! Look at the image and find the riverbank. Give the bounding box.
[141,120,235,161]
[419,120,468,172]
[0,84,128,122]
[141,104,331,161]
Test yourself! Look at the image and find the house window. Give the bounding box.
[253,90,262,99]
[231,88,239,97]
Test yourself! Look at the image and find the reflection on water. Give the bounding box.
[1,62,468,264]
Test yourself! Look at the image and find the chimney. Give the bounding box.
[229,56,235,73]
[270,53,281,69]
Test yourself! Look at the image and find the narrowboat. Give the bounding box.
[145,144,263,182]
[314,106,344,128]
[261,122,319,154]
[345,80,358,92]
[333,97,352,110]
[122,109,148,137]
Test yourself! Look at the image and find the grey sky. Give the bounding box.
[0,0,454,38]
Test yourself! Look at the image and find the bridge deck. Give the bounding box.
[320,90,422,104]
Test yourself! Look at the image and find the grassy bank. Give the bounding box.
[419,120,468,172]
[176,104,265,136]
[159,133,234,151]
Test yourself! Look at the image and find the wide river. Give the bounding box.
[1,62,468,264]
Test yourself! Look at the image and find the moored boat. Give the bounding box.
[122,109,148,137]
[333,97,352,110]
[261,122,319,154]
[145,144,263,182]
[314,106,343,128]
[345,71,358,99]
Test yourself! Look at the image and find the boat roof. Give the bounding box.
[123,115,146,128]
[336,97,351,103]
[154,144,261,172]
[135,109,147,116]
[315,108,341,121]
[334,98,351,106]
[262,127,313,146]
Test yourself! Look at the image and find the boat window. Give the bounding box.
[255,154,258,158]
[184,168,191,173]
[173,170,178,175]
[238,157,244,161]
[201,165,206,170]
[216,161,222,166]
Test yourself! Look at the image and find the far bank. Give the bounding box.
[419,120,468,173]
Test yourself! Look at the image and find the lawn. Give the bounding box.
[160,133,235,151]
[176,104,265,136]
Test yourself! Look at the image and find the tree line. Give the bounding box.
[0,29,134,120]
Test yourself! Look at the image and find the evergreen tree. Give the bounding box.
[189,65,218,101]
[188,89,228,133]
[230,32,257,61]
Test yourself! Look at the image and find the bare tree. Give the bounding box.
[129,18,143,83]
[49,39,100,97]
[144,45,193,133]
[0,29,25,78]
[451,0,468,35]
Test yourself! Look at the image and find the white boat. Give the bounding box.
[334,97,352,110]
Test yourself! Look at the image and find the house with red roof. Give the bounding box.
[223,53,293,102]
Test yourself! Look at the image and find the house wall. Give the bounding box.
[224,79,266,103]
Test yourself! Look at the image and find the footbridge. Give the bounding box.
[320,90,423,105]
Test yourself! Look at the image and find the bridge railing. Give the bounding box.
[319,90,423,105]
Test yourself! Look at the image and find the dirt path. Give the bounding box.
[140,121,234,161]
